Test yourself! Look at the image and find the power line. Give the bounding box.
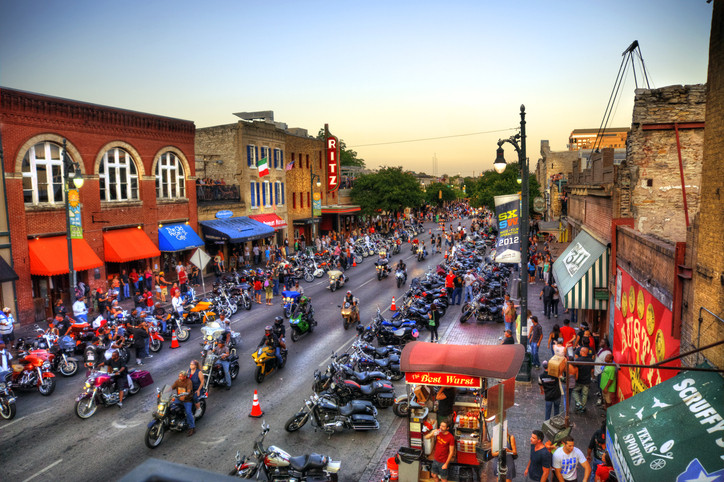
[348,127,518,148]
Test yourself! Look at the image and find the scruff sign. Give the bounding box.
[326,136,339,192]
[405,371,482,388]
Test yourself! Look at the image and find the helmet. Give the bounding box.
[274,316,283,325]
[264,325,272,332]
[346,290,352,295]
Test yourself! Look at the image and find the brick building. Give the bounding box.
[284,128,324,244]
[568,127,628,150]
[0,88,197,324]
[535,140,578,220]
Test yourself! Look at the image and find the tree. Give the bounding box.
[350,167,424,215]
[467,163,541,215]
[424,182,457,206]
[316,129,365,168]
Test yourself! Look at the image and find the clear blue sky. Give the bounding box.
[0,0,712,176]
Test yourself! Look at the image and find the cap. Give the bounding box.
[541,360,548,369]
[178,371,187,377]
[2,307,10,313]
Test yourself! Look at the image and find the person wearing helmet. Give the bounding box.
[258,325,284,367]
[272,316,286,341]
[343,291,359,323]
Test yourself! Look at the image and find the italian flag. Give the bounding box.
[257,157,269,177]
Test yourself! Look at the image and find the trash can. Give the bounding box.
[397,447,422,482]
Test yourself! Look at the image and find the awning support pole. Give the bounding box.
[653,339,724,367]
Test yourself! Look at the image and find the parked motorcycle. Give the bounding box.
[285,392,379,434]
[75,368,153,419]
[8,350,56,396]
[327,270,348,292]
[145,384,207,448]
[314,371,395,408]
[230,422,341,480]
[251,345,288,383]
[0,372,17,420]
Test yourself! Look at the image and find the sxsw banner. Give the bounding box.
[494,194,520,264]
[613,267,680,402]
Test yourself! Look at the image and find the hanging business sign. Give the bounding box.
[613,267,680,403]
[326,135,339,192]
[215,210,233,219]
[68,189,83,239]
[493,194,520,264]
[405,371,482,389]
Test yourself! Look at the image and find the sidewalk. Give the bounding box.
[365,263,601,481]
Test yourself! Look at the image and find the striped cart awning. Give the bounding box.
[552,229,609,310]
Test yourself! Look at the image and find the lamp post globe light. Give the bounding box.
[62,139,84,304]
[494,105,532,383]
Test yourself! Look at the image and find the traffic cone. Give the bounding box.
[391,296,396,311]
[170,329,180,349]
[248,389,264,418]
[353,259,357,267]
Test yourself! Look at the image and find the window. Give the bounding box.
[247,145,259,168]
[300,191,304,209]
[263,181,271,207]
[292,192,296,209]
[99,148,139,202]
[306,154,309,169]
[308,191,311,207]
[281,182,285,205]
[155,152,185,199]
[274,149,282,170]
[260,147,270,168]
[250,181,257,208]
[21,141,65,204]
[274,182,279,205]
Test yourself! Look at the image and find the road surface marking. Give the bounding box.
[22,459,62,482]
[2,407,51,430]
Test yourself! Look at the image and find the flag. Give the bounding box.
[285,160,294,171]
[257,157,269,177]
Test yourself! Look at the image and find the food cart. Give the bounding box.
[398,341,525,481]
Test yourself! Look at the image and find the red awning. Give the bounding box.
[321,205,361,214]
[29,236,103,276]
[248,213,287,230]
[400,341,525,381]
[103,228,161,263]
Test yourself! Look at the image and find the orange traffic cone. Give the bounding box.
[353,259,357,267]
[391,297,396,311]
[170,329,180,349]
[249,390,264,418]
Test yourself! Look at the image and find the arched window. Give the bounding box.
[99,148,139,201]
[21,141,65,205]
[156,152,185,199]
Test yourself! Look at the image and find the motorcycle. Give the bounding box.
[285,392,379,434]
[75,368,153,419]
[200,350,240,390]
[230,422,341,480]
[327,270,348,292]
[339,302,358,330]
[0,372,17,420]
[18,330,81,377]
[281,290,300,319]
[145,384,207,448]
[314,371,396,409]
[183,299,217,326]
[289,302,316,342]
[395,268,407,288]
[8,351,56,396]
[238,282,253,311]
[358,321,419,347]
[157,313,190,342]
[375,259,390,281]
[417,246,427,262]
[251,345,288,383]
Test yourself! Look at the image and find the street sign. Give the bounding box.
[533,196,545,213]
[189,248,211,270]
[215,210,233,219]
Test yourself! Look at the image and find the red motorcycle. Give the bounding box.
[9,351,56,396]
[75,368,153,419]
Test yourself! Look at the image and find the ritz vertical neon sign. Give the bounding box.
[326,136,339,192]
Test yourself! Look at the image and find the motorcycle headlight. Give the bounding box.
[42,361,51,369]
[205,335,213,341]
[203,364,210,371]
[84,382,91,389]
[157,403,166,413]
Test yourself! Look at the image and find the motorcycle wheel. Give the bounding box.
[255,366,265,383]
[284,307,291,318]
[244,298,252,311]
[145,421,165,449]
[176,328,190,342]
[284,412,309,432]
[291,328,300,342]
[304,272,314,283]
[149,338,162,353]
[330,283,336,292]
[314,271,324,279]
[438,305,447,317]
[377,272,382,281]
[0,398,17,420]
[75,397,97,419]
[231,303,238,314]
[38,377,56,396]
[362,251,369,258]
[393,399,410,417]
[195,399,207,420]
[129,380,141,396]
[354,254,363,264]
[230,363,240,380]
[460,311,472,323]
[397,277,402,289]
[59,359,78,377]
[343,317,350,330]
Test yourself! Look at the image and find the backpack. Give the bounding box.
[264,279,270,288]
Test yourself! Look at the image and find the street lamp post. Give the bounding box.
[310,172,322,243]
[494,105,532,383]
[62,139,84,304]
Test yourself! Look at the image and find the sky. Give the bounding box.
[0,0,713,176]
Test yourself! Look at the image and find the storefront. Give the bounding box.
[28,236,104,321]
[199,216,275,269]
[551,228,610,337]
[606,368,723,482]
[157,223,205,279]
[103,227,162,290]
[320,205,361,236]
[249,213,288,246]
[291,217,318,251]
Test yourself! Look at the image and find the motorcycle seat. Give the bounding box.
[289,454,327,471]
[348,369,385,384]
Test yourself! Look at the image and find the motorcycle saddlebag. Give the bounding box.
[350,413,380,429]
[130,370,154,388]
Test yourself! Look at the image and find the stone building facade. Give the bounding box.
[568,127,628,151]
[536,140,578,220]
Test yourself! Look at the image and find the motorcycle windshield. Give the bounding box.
[158,385,173,403]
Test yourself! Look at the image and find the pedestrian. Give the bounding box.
[253,244,260,265]
[72,296,88,324]
[560,319,577,358]
[129,268,140,292]
[424,420,455,482]
[538,360,561,420]
[551,283,560,318]
[504,299,516,333]
[547,324,561,357]
[501,329,515,345]
[525,430,552,482]
[244,245,251,265]
[572,346,594,413]
[0,308,15,345]
[444,270,455,302]
[539,281,554,319]
[491,431,518,482]
[264,274,273,306]
[144,266,154,292]
[536,255,544,282]
[132,321,149,365]
[463,270,475,303]
[428,303,441,342]
[599,354,616,409]
[587,420,607,481]
[121,269,130,301]
[529,316,543,368]
[552,435,591,482]
[452,272,463,305]
[594,339,612,406]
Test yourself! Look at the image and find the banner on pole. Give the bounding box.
[68,189,83,239]
[494,194,520,264]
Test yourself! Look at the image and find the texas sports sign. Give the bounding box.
[326,136,339,192]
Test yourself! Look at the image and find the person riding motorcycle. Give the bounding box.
[213,340,232,390]
[153,303,167,333]
[258,326,285,368]
[272,316,286,342]
[396,260,408,283]
[297,296,314,323]
[377,250,390,275]
[343,291,360,323]
[83,336,105,371]
[98,350,128,407]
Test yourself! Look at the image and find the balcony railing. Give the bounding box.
[196,184,240,203]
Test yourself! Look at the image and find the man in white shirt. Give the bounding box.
[171,292,184,321]
[0,308,14,345]
[463,271,475,303]
[552,435,590,482]
[73,296,89,323]
[0,341,13,376]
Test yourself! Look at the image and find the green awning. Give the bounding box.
[552,229,609,310]
[606,368,724,482]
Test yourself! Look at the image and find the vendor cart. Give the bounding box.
[398,341,524,481]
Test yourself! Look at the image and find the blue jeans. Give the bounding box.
[505,321,514,332]
[122,284,130,300]
[182,401,195,428]
[589,457,602,482]
[464,286,473,303]
[530,342,540,367]
[275,347,283,367]
[452,287,462,305]
[75,314,88,324]
[219,360,231,387]
[545,399,560,420]
[272,279,280,296]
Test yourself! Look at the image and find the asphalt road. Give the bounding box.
[0,220,462,482]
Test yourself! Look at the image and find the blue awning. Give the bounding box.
[158,224,205,252]
[199,216,275,243]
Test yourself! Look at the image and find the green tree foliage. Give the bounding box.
[467,163,541,215]
[351,167,424,214]
[316,129,365,168]
[424,182,457,206]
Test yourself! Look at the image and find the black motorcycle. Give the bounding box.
[359,322,419,347]
[145,384,207,448]
[375,259,390,281]
[460,296,502,323]
[201,350,240,390]
[0,372,17,420]
[314,371,395,408]
[285,392,379,434]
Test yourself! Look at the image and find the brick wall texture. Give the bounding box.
[0,88,196,324]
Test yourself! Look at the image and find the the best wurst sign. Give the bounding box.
[326,135,339,192]
[405,371,482,388]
